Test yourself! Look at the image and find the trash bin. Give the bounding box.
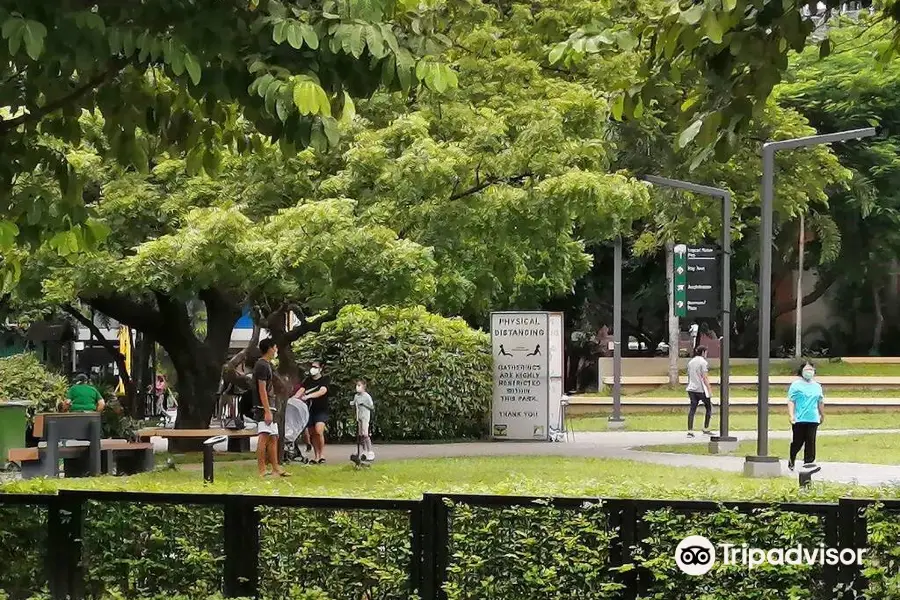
[0,401,29,469]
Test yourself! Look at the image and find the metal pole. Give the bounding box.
[720,192,732,440]
[757,146,775,458]
[611,236,624,424]
[639,175,735,447]
[745,127,876,477]
[795,212,805,358]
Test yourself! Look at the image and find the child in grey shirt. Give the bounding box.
[350,379,375,461]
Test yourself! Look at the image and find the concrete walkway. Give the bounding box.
[158,428,900,487]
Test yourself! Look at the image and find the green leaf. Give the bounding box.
[23,20,47,60]
[615,31,638,52]
[169,47,185,76]
[680,95,700,113]
[703,12,724,44]
[184,53,202,85]
[287,22,302,49]
[301,24,319,50]
[610,93,624,120]
[723,0,737,10]
[322,116,340,147]
[633,98,645,119]
[680,4,704,25]
[1,17,21,40]
[548,42,567,65]
[339,91,356,124]
[349,25,365,58]
[293,80,317,115]
[678,119,704,149]
[273,19,288,44]
[365,25,386,58]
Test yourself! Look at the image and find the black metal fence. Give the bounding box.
[0,490,896,600]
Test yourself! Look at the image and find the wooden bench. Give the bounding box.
[137,427,257,452]
[8,439,154,479]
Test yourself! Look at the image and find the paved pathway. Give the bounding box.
[157,428,900,487]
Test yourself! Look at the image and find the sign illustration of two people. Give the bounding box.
[498,345,541,357]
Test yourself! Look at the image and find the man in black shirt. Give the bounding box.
[294,359,330,463]
[254,339,287,477]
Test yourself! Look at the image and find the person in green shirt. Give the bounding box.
[64,374,106,413]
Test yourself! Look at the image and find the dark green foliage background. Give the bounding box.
[444,501,622,600]
[293,306,491,441]
[1,495,899,600]
[258,507,412,600]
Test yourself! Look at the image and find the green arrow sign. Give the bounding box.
[673,243,687,318]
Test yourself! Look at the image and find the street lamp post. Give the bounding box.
[641,175,737,453]
[744,127,876,478]
[609,236,626,429]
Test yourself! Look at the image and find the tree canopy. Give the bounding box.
[0,0,454,288]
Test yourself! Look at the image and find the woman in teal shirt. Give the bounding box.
[787,361,824,471]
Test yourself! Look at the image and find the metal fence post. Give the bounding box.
[409,502,424,598]
[48,493,84,600]
[419,494,450,600]
[838,498,870,600]
[223,497,259,598]
[605,499,637,600]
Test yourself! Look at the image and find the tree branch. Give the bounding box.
[0,62,124,135]
[773,271,837,319]
[85,294,164,333]
[63,303,133,394]
[283,310,336,344]
[448,172,533,202]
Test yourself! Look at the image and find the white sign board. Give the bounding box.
[491,311,562,440]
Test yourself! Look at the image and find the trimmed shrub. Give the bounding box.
[0,354,67,418]
[293,305,491,441]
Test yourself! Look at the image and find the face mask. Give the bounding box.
[310,367,320,376]
[802,369,814,381]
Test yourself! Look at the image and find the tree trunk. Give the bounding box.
[87,290,241,451]
[872,283,884,356]
[666,241,679,385]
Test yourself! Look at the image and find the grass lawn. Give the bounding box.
[621,385,900,398]
[571,410,900,432]
[3,454,897,502]
[711,362,900,377]
[640,433,900,466]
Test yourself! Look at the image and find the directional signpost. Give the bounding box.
[673,244,720,318]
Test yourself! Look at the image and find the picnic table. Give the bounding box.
[137,427,257,452]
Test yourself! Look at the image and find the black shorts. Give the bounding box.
[308,413,328,429]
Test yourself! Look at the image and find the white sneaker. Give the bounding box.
[364,452,375,461]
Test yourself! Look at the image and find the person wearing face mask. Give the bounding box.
[294,360,331,464]
[350,379,375,461]
[787,360,825,472]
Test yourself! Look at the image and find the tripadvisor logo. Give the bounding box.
[674,535,866,575]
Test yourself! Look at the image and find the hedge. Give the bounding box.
[3,496,900,600]
[0,354,67,416]
[293,305,491,441]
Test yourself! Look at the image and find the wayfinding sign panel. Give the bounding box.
[673,244,720,318]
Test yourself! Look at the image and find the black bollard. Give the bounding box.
[798,465,822,488]
[203,435,228,483]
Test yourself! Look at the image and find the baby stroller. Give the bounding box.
[284,397,311,463]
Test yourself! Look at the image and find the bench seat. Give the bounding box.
[137,427,257,452]
[8,440,155,478]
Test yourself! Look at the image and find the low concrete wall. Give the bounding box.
[598,357,783,379]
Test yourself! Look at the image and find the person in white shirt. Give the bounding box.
[689,322,700,351]
[350,379,375,461]
[685,345,713,437]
